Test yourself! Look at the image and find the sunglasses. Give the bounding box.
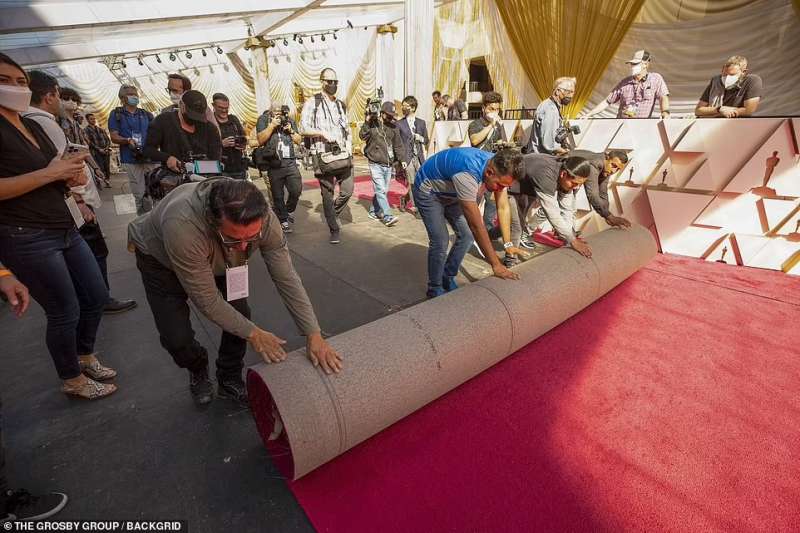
[217,226,263,247]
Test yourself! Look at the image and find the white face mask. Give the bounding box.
[62,100,78,112]
[630,64,643,77]
[723,74,740,88]
[170,92,182,105]
[0,85,32,112]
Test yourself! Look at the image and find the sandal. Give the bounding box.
[79,356,117,380]
[62,378,117,400]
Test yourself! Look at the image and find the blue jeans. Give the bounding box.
[368,162,393,219]
[412,188,475,297]
[0,225,109,379]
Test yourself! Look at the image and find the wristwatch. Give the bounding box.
[503,242,513,249]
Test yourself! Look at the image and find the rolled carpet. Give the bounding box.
[248,225,658,479]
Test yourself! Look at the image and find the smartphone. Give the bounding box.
[62,143,90,160]
[234,135,248,148]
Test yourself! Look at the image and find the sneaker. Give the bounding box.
[442,276,458,292]
[367,211,381,221]
[2,489,68,522]
[287,212,295,224]
[189,367,214,406]
[217,376,248,405]
[104,297,137,314]
[382,215,399,227]
[519,233,536,249]
[503,253,520,268]
[426,287,446,299]
[329,230,341,244]
[471,241,486,259]
[280,221,292,234]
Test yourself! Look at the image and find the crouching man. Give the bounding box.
[128,178,341,406]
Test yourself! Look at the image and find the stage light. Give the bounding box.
[283,38,288,46]
[293,34,298,41]
[169,52,176,61]
[137,56,144,66]
[310,35,314,43]
[347,20,353,29]
[321,34,326,41]
[216,46,223,54]
[333,32,338,40]
[298,36,303,44]
[121,59,127,68]
[185,50,192,59]
[156,54,162,63]
[201,49,207,57]
[364,26,368,30]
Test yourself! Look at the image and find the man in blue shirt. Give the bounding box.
[108,85,155,215]
[413,146,524,298]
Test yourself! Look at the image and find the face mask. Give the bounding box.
[723,74,740,88]
[62,100,78,112]
[322,81,338,96]
[485,111,499,121]
[182,112,198,127]
[0,85,32,112]
[127,95,140,106]
[630,64,643,77]
[169,92,182,105]
[560,96,573,106]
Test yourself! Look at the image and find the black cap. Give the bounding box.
[181,90,208,122]
[381,101,397,118]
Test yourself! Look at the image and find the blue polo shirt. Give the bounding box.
[414,147,492,202]
[107,107,153,164]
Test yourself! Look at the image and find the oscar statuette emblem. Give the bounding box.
[716,245,729,263]
[751,151,779,197]
[657,168,669,188]
[624,166,635,186]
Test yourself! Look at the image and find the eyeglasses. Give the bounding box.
[217,226,263,247]
[322,79,338,84]
[62,96,80,103]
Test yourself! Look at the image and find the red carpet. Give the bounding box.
[287,254,800,532]
[304,174,408,208]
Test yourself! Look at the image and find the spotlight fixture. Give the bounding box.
[333,32,338,40]
[321,34,326,41]
[185,50,192,59]
[156,54,162,63]
[293,34,298,41]
[193,67,200,76]
[169,52,176,61]
[137,56,144,66]
[283,38,288,46]
[201,48,207,57]
[310,35,315,43]
[364,26,368,30]
[347,19,353,29]
[216,45,223,54]
[298,36,303,44]
[121,59,127,68]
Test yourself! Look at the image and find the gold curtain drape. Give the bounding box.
[494,0,646,117]
[432,0,479,100]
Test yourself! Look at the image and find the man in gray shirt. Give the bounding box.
[525,77,575,156]
[129,178,341,406]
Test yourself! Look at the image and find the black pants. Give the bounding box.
[135,250,250,380]
[317,167,354,232]
[513,193,535,234]
[268,165,302,223]
[80,217,110,290]
[91,150,110,178]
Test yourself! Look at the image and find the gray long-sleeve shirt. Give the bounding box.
[128,179,320,339]
[528,97,563,155]
[520,153,577,244]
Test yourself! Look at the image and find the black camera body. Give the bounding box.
[366,98,382,117]
[555,123,581,147]
[278,105,290,128]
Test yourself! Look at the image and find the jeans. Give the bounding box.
[412,188,474,297]
[400,157,421,208]
[317,167,354,232]
[268,165,303,223]
[481,191,498,233]
[135,251,250,380]
[0,225,109,379]
[91,150,111,178]
[368,162,393,218]
[123,163,156,216]
[531,188,578,234]
[79,215,110,291]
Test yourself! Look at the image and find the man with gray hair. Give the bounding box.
[108,84,156,215]
[525,76,576,156]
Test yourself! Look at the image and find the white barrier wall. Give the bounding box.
[429,118,800,275]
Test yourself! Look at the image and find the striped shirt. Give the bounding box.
[300,94,351,155]
[606,73,669,118]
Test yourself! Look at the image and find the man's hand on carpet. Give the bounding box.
[571,238,593,258]
[506,246,529,259]
[307,332,342,374]
[492,264,520,280]
[605,215,631,229]
[249,327,287,363]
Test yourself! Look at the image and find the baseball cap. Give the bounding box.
[381,101,397,118]
[625,50,651,64]
[181,90,208,122]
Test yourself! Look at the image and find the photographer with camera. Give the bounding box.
[525,77,576,156]
[142,90,221,193]
[256,103,304,233]
[359,100,407,227]
[212,93,247,179]
[109,84,156,215]
[300,68,353,244]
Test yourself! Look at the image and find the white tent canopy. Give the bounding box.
[0,0,411,67]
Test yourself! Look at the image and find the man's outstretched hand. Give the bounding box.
[307,332,342,374]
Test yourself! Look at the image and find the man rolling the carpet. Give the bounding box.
[412,146,525,298]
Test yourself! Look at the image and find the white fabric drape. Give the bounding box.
[584,0,800,117]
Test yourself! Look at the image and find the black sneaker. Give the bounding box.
[2,489,68,522]
[287,212,295,224]
[519,233,536,249]
[217,376,248,405]
[189,368,214,406]
[329,230,341,244]
[104,297,137,314]
[280,221,292,234]
[503,253,520,268]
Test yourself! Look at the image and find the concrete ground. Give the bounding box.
[0,159,533,532]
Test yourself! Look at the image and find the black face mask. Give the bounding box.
[322,81,338,96]
[184,115,199,127]
[560,96,573,106]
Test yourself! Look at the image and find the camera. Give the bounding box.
[234,135,248,149]
[328,141,342,156]
[365,87,384,117]
[554,123,581,146]
[278,105,290,128]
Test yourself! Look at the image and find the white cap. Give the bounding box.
[625,50,651,64]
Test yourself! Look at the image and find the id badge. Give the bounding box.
[65,196,85,229]
[387,144,394,161]
[280,140,291,159]
[225,264,249,301]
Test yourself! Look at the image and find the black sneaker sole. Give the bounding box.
[103,302,138,314]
